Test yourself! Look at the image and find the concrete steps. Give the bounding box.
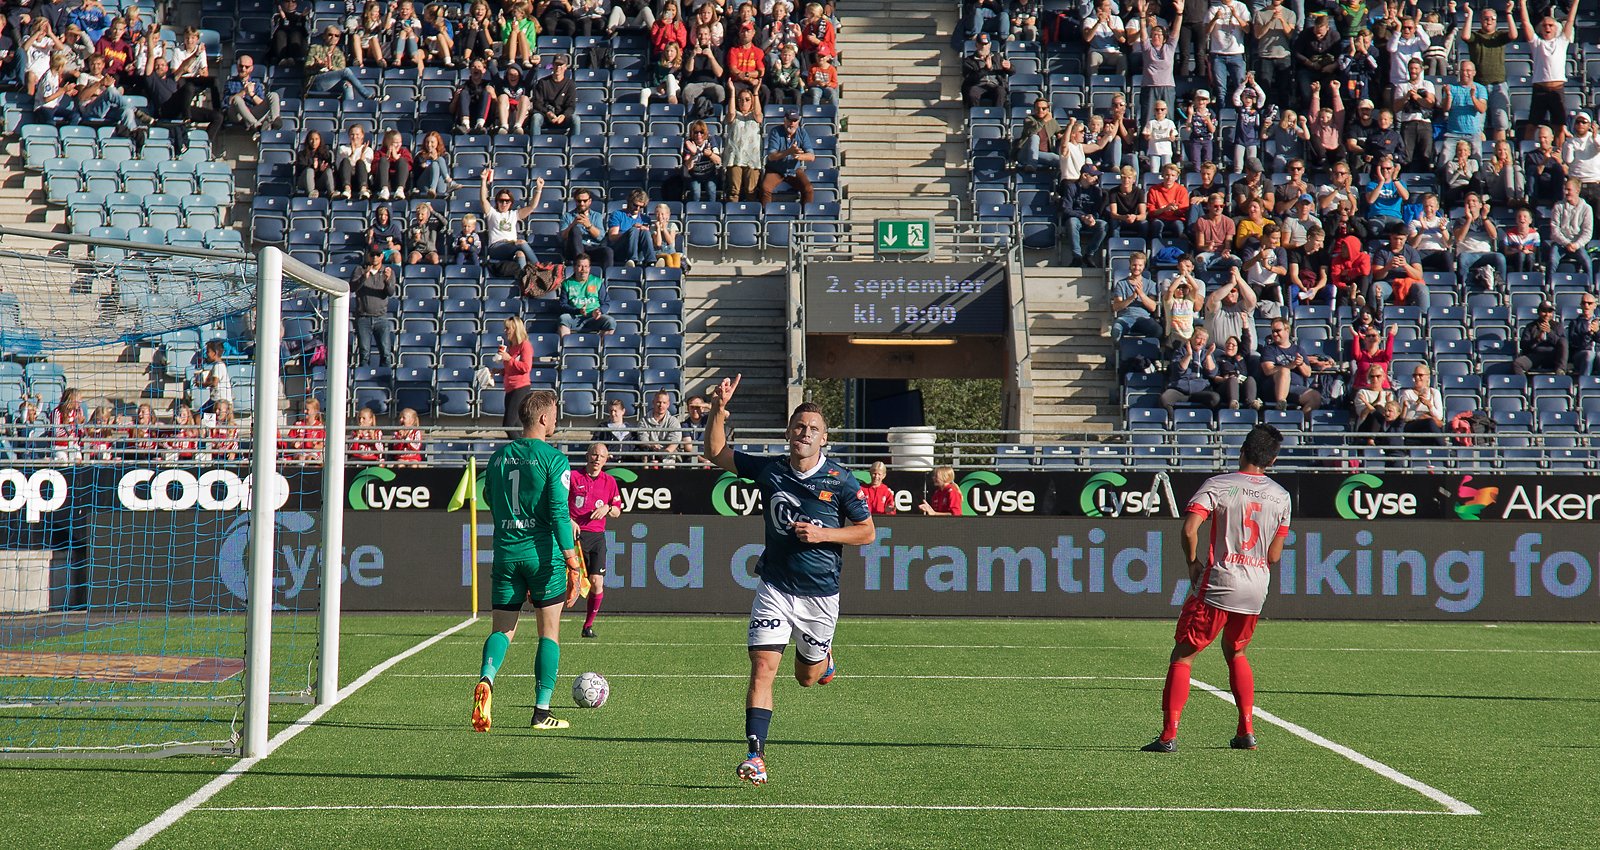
[681,263,790,422]
[1022,267,1119,432]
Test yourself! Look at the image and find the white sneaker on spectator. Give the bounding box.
[394,189,406,200]
[457,119,470,133]
[360,188,372,200]
[309,190,320,199]
[378,187,391,201]
[473,120,487,132]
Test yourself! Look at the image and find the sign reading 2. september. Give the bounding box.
[803,262,1009,335]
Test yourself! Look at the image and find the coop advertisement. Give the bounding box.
[82,514,1600,621]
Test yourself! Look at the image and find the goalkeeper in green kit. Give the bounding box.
[472,390,587,732]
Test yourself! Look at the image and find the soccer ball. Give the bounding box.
[572,672,610,708]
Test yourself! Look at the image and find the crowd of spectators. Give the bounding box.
[962,0,1600,440]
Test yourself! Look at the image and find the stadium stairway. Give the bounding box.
[0,130,65,230]
[1023,267,1118,434]
[837,0,966,222]
[683,261,789,420]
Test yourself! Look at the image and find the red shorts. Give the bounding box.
[1174,595,1259,653]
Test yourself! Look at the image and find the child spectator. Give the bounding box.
[350,407,383,463]
[407,203,446,265]
[454,214,483,264]
[373,128,413,201]
[392,408,425,465]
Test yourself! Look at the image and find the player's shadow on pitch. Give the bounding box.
[561,734,1107,753]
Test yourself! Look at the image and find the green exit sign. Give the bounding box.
[876,219,932,253]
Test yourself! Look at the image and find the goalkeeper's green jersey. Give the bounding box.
[484,438,576,567]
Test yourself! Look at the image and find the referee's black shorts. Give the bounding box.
[579,529,607,576]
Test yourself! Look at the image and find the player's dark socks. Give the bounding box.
[1160,661,1192,742]
[1226,653,1255,737]
[532,707,552,724]
[745,707,772,754]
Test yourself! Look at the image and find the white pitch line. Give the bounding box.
[388,673,1165,681]
[112,617,480,850]
[1189,678,1480,816]
[436,639,1599,654]
[193,802,1458,816]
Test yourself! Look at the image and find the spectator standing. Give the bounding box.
[636,391,684,467]
[724,88,764,201]
[1205,0,1248,109]
[1137,8,1177,124]
[917,466,962,517]
[495,316,535,437]
[1350,323,1396,396]
[1514,301,1568,375]
[1251,0,1295,106]
[725,22,765,105]
[1563,113,1600,215]
[1392,59,1435,171]
[1549,178,1595,276]
[193,339,233,415]
[350,252,397,367]
[1440,61,1488,151]
[1460,3,1515,142]
[1517,0,1577,142]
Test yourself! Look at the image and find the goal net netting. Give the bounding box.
[0,228,347,758]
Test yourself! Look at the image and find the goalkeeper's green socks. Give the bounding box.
[480,631,511,683]
[533,636,560,710]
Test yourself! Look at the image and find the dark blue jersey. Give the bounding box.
[733,451,870,597]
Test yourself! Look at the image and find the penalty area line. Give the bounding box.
[193,802,1462,816]
[112,616,480,850]
[1190,678,1480,816]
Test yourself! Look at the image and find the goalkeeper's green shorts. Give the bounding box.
[491,559,567,611]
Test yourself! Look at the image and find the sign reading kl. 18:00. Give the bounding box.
[803,262,1009,335]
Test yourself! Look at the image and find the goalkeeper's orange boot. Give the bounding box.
[471,677,493,733]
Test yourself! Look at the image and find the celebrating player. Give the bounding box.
[570,441,623,639]
[1144,424,1290,753]
[701,374,875,786]
[471,390,586,733]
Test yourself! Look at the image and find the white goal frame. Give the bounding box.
[248,247,351,757]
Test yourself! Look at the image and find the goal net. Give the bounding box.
[0,227,350,758]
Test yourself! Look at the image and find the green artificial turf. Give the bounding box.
[2,616,1596,849]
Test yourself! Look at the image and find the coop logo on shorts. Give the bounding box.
[1334,473,1417,520]
[116,469,291,512]
[712,472,763,516]
[0,468,70,523]
[347,467,432,510]
[957,470,1036,516]
[1078,472,1179,518]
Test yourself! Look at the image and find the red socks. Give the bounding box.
[1160,661,1191,741]
[1227,653,1255,737]
[583,589,603,630]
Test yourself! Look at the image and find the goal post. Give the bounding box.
[0,226,347,760]
[246,247,351,757]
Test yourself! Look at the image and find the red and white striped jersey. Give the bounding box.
[1187,471,1292,615]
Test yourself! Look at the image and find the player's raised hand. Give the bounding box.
[711,373,742,407]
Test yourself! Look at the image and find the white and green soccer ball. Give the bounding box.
[572,672,610,708]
